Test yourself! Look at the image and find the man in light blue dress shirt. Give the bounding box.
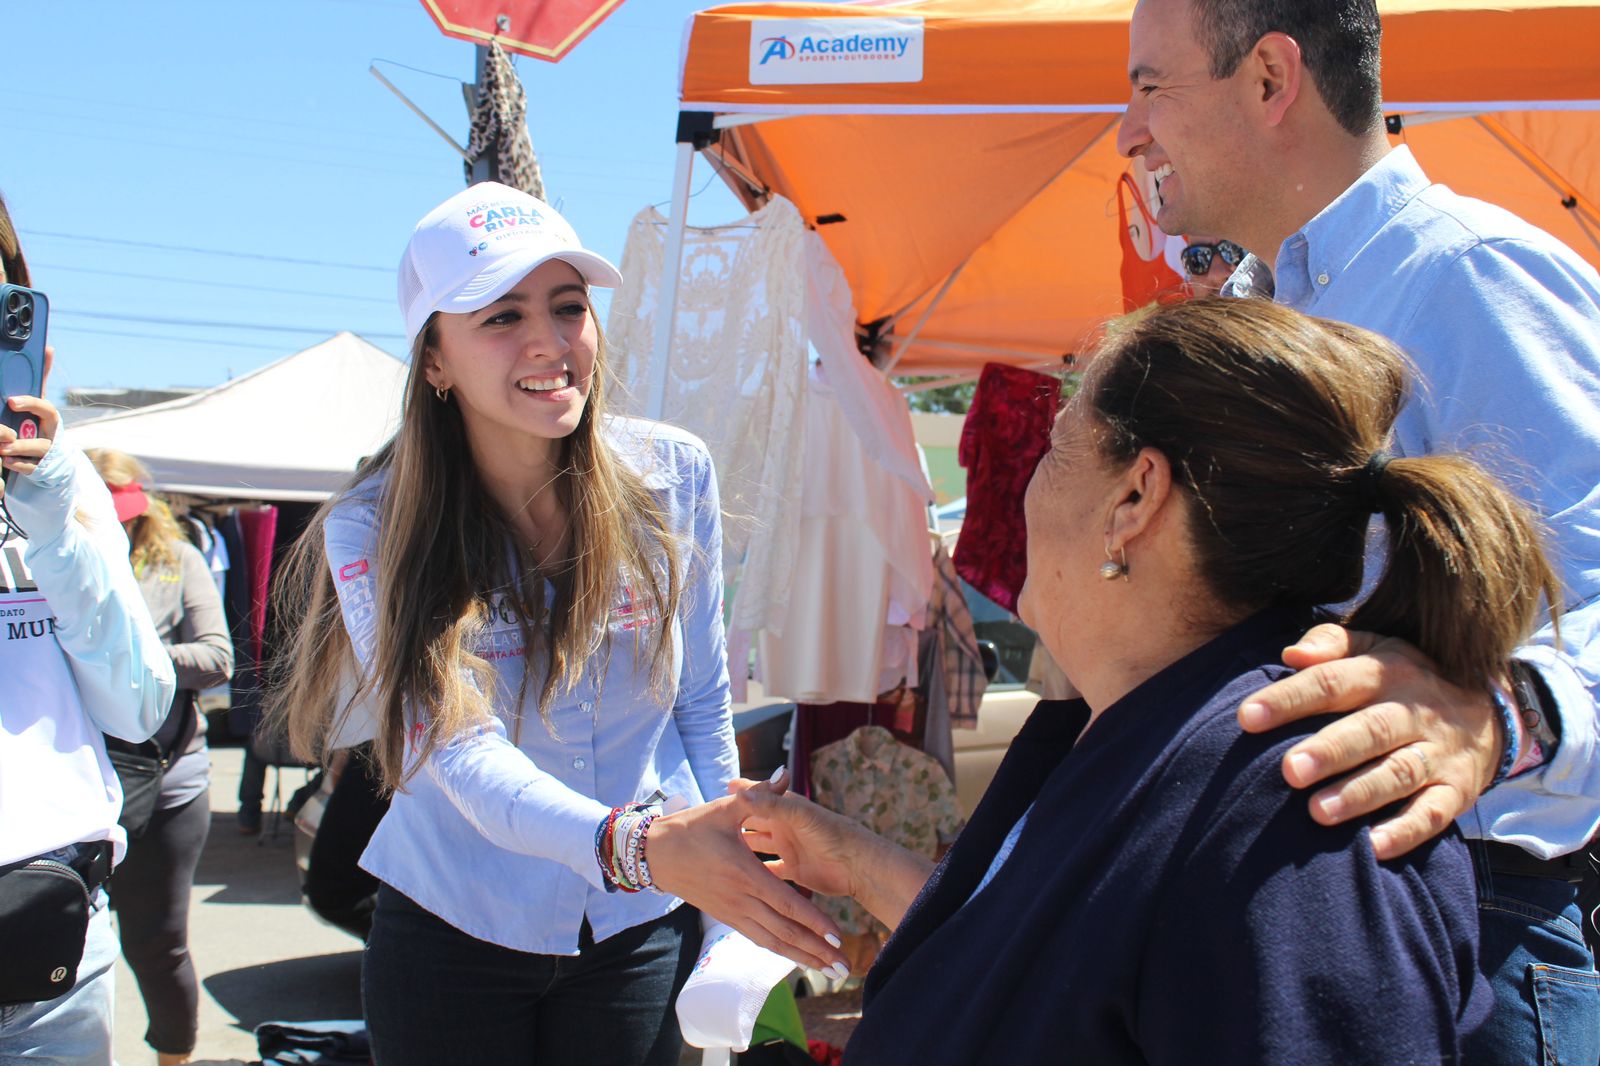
[1118,0,1600,1059]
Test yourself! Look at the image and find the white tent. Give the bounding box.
[69,332,409,502]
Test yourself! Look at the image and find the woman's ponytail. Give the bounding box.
[1345,454,1560,690]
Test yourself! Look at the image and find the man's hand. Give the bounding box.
[1238,623,1502,861]
[0,394,60,478]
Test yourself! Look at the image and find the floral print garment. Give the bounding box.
[810,725,965,936]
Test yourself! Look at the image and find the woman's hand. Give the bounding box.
[645,791,850,976]
[733,780,864,898]
[0,394,60,478]
[734,779,934,931]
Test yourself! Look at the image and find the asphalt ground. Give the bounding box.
[111,743,357,1066]
[107,741,853,1065]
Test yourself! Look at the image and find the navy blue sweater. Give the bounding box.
[847,609,1489,1065]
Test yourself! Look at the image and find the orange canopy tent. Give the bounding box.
[641,0,1600,397]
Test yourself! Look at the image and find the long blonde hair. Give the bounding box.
[87,448,185,574]
[269,313,682,792]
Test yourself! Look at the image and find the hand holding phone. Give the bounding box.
[0,394,59,479]
[0,285,48,443]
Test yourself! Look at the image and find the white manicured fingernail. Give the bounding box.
[825,933,841,948]
[829,962,850,981]
[769,766,786,783]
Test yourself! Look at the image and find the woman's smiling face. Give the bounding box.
[425,258,598,452]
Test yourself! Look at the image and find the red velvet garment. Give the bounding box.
[238,506,278,666]
[953,363,1061,614]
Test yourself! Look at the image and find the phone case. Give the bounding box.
[0,285,48,442]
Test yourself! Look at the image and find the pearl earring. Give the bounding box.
[1099,546,1128,581]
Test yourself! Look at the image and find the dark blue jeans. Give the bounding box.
[363,884,699,1066]
[1463,843,1600,1064]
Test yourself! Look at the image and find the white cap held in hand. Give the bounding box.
[676,918,798,1052]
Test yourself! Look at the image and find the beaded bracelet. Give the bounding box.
[621,813,648,889]
[635,813,657,891]
[1488,683,1521,789]
[595,807,625,894]
[613,809,642,889]
[595,801,661,893]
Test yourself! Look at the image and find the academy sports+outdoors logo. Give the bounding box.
[757,30,913,66]
[757,36,795,62]
[750,17,924,86]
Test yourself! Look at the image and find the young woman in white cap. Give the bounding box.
[270,183,846,1066]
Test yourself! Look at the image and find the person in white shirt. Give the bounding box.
[0,191,177,1066]
[269,183,846,1066]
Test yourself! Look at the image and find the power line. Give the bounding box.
[0,85,442,149]
[371,58,465,84]
[2,120,447,182]
[49,325,303,353]
[1,91,672,172]
[32,261,392,304]
[22,231,391,272]
[54,309,404,340]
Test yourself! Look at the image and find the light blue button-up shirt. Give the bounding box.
[1240,146,1600,857]
[324,416,736,953]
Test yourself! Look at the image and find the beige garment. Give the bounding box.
[757,367,933,703]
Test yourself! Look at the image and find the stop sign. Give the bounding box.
[419,0,626,62]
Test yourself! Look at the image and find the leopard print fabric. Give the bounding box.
[464,41,546,200]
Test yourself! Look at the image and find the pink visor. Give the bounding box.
[108,482,150,523]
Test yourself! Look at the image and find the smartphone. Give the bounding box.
[0,284,47,442]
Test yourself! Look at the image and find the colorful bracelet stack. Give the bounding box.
[594,800,661,894]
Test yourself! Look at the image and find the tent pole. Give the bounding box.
[881,256,972,375]
[896,357,1066,395]
[713,113,787,129]
[907,338,1072,362]
[876,116,1119,348]
[646,113,715,420]
[1473,116,1600,249]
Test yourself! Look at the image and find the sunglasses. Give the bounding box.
[1180,240,1246,277]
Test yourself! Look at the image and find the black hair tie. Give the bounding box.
[1355,451,1393,513]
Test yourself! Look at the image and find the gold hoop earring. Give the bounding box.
[1099,545,1128,582]
[434,385,450,402]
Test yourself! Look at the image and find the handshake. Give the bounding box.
[645,770,929,981]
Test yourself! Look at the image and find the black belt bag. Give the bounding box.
[0,840,113,1007]
[104,742,167,839]
[104,691,198,839]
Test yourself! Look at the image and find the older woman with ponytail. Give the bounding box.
[268,184,845,1066]
[736,298,1551,1065]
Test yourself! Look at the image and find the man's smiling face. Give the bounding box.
[1116,0,1258,243]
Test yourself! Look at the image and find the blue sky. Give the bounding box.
[2,0,745,398]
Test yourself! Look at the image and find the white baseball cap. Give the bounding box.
[397,182,623,347]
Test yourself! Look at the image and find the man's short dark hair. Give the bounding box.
[1190,0,1383,137]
